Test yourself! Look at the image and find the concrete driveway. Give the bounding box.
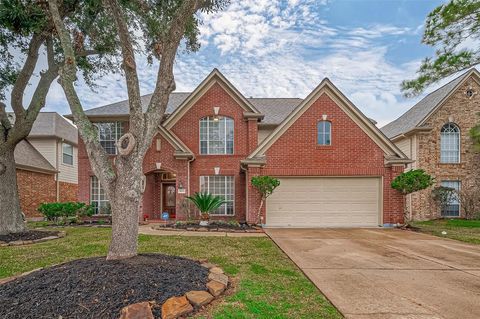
[266,228,480,319]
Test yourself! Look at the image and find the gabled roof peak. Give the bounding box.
[381,68,480,139]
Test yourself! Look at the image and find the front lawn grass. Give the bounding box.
[411,219,480,245]
[0,226,341,319]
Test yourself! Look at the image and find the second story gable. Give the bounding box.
[382,69,480,172]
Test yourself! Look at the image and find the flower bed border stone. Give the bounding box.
[119,260,229,319]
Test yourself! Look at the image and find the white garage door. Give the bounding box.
[266,177,381,227]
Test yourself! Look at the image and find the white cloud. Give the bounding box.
[4,0,440,127]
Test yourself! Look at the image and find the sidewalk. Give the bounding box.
[138,224,266,237]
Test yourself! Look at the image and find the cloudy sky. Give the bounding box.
[10,0,454,127]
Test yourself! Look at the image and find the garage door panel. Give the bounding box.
[266,177,381,228]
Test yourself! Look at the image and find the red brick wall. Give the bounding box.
[246,92,404,224]
[16,169,56,218]
[59,181,78,202]
[170,82,256,222]
[76,83,403,225]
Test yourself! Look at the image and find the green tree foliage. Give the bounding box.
[470,113,480,151]
[391,169,435,195]
[402,0,480,97]
[186,192,226,221]
[431,186,457,214]
[251,176,280,225]
[251,176,281,199]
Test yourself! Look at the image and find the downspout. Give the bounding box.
[56,140,60,202]
[187,155,195,196]
[240,163,248,224]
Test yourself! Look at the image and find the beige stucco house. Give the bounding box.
[381,69,480,220]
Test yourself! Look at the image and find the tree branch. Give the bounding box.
[5,37,60,147]
[143,0,201,152]
[0,101,11,144]
[103,0,144,137]
[10,34,45,117]
[49,0,116,186]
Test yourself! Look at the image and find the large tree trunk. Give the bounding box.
[106,158,143,260]
[0,146,26,235]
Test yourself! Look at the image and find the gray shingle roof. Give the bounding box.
[14,140,56,173]
[82,93,303,125]
[381,71,471,138]
[9,112,78,145]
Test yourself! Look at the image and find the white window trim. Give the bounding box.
[96,122,124,155]
[62,143,74,166]
[90,176,110,215]
[199,116,234,155]
[199,175,235,216]
[440,123,460,164]
[317,121,332,146]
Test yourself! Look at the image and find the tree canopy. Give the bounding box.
[402,0,480,97]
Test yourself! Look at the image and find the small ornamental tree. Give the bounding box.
[391,169,434,223]
[251,176,280,225]
[431,186,457,216]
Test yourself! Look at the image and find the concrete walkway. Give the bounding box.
[139,224,266,237]
[266,228,480,319]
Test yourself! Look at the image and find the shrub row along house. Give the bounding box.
[72,69,409,227]
[12,112,78,218]
[381,69,480,221]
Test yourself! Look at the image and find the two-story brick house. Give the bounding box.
[75,69,409,227]
[381,69,480,220]
[10,112,79,218]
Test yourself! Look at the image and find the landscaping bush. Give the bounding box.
[391,169,434,224]
[431,186,456,216]
[38,202,94,225]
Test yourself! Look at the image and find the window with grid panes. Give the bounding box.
[440,123,460,163]
[90,176,110,214]
[96,122,124,155]
[199,176,234,215]
[199,116,234,154]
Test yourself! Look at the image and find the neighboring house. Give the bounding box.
[381,69,480,220]
[14,140,57,217]
[11,112,79,217]
[73,69,409,227]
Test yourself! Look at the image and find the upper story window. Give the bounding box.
[96,122,124,155]
[317,121,331,145]
[440,123,460,163]
[199,116,234,155]
[62,143,73,165]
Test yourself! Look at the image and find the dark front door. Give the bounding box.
[162,183,176,219]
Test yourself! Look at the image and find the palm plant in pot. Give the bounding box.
[186,192,226,226]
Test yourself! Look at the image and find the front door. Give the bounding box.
[162,183,176,219]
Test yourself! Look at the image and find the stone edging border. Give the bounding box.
[119,260,229,319]
[0,231,66,247]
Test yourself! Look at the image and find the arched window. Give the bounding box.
[199,116,234,154]
[440,123,460,163]
[317,121,331,145]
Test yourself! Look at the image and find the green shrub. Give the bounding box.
[391,169,434,195]
[38,202,94,224]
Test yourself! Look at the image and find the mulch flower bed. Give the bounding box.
[157,221,263,233]
[0,230,61,244]
[0,254,209,319]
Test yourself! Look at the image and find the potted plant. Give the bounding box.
[186,192,226,226]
